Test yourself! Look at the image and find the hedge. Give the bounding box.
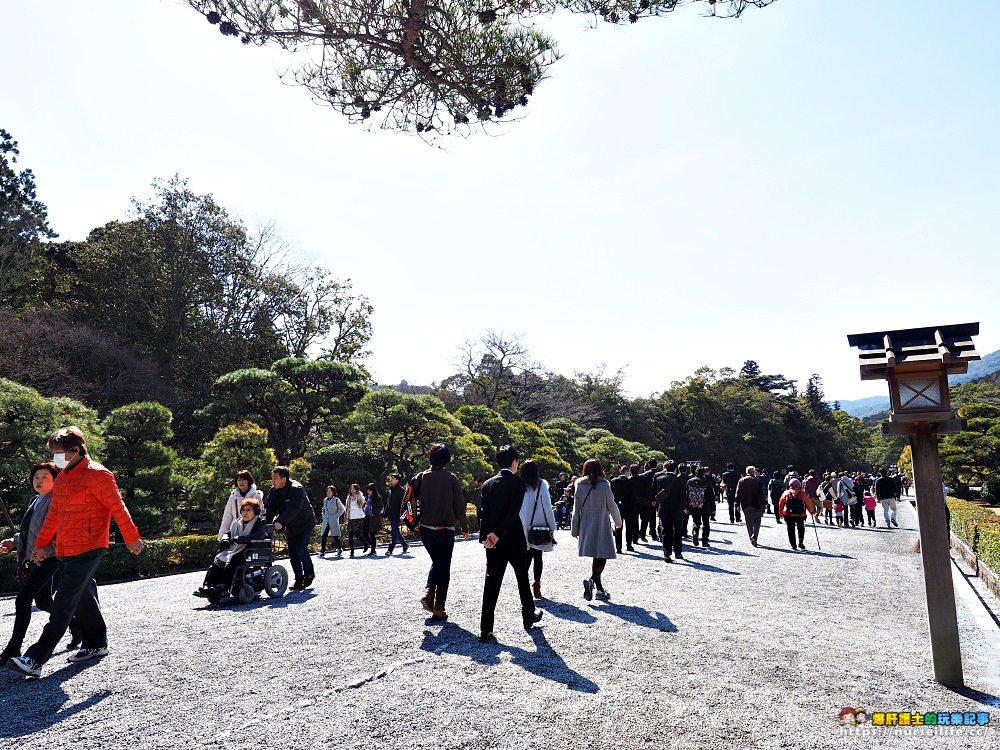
[947,498,1000,579]
[1,507,480,594]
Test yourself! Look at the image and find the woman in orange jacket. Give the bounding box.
[778,477,816,552]
[7,427,144,679]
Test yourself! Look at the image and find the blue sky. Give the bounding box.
[3,0,997,402]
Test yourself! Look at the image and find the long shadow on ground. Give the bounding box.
[539,599,598,624]
[0,663,110,738]
[419,624,600,693]
[589,601,677,632]
[764,546,854,560]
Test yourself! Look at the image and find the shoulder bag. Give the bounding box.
[527,484,551,546]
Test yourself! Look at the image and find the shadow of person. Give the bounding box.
[765,547,854,559]
[683,558,740,575]
[0,667,110,738]
[419,624,599,692]
[592,601,677,632]
[539,599,597,624]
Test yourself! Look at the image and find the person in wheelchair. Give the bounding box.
[194,498,268,599]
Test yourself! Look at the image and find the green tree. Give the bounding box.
[181,1,772,137]
[350,389,464,479]
[939,403,1000,499]
[0,128,57,307]
[190,421,278,513]
[101,402,181,535]
[0,379,56,515]
[201,357,368,462]
[454,405,509,448]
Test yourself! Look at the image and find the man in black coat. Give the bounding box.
[734,466,766,547]
[478,445,542,642]
[609,466,636,553]
[385,474,409,555]
[721,463,741,524]
[686,465,717,548]
[266,466,316,590]
[655,460,686,562]
[639,460,660,542]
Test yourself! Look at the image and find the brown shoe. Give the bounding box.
[431,606,448,621]
[420,587,434,613]
[532,580,541,598]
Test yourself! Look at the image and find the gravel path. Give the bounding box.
[2,502,998,749]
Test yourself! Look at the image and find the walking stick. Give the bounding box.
[812,515,821,550]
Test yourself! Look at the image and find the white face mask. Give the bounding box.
[53,453,70,469]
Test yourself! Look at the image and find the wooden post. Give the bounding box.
[910,423,964,685]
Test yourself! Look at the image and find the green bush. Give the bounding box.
[948,498,1000,579]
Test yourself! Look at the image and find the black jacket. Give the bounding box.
[874,476,899,501]
[685,476,716,513]
[479,469,527,550]
[386,484,406,517]
[655,472,685,518]
[610,474,635,510]
[721,470,739,500]
[265,480,316,536]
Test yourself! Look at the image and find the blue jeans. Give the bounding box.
[387,517,407,553]
[286,529,314,581]
[421,527,455,607]
[25,548,106,665]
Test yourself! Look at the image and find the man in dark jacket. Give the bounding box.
[686,466,717,548]
[735,466,766,547]
[610,466,636,553]
[266,466,316,590]
[638,460,660,541]
[385,474,409,556]
[721,463,740,524]
[479,445,542,642]
[874,468,900,528]
[655,461,685,562]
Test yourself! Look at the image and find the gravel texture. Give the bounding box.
[2,501,999,749]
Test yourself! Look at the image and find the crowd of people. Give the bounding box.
[2,423,911,678]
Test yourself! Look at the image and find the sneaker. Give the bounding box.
[7,656,41,677]
[750,538,758,547]
[583,577,594,601]
[524,610,543,631]
[385,549,393,556]
[891,519,899,527]
[67,647,109,663]
[798,544,806,551]
[595,589,611,600]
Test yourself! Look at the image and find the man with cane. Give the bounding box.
[778,478,816,551]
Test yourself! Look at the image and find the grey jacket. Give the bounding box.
[571,478,623,560]
[11,493,57,564]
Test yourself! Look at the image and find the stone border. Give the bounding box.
[951,531,1000,602]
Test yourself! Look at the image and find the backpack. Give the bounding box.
[687,484,706,509]
[401,475,422,532]
[785,491,806,515]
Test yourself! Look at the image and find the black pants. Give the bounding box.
[347,518,365,551]
[202,551,246,591]
[659,512,684,558]
[622,504,640,547]
[25,548,106,665]
[851,502,863,526]
[771,498,782,523]
[638,502,658,540]
[866,508,876,525]
[4,557,64,655]
[286,529,314,581]
[526,548,543,581]
[727,495,741,523]
[480,543,534,635]
[786,517,806,547]
[320,526,343,553]
[690,510,711,544]
[422,527,455,607]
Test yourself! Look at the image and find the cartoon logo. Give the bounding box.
[840,707,867,726]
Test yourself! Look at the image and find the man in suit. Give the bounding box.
[609,466,636,553]
[655,460,685,561]
[638,460,660,542]
[479,445,542,642]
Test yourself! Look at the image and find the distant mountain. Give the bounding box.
[835,348,1000,418]
[836,395,891,419]
[949,348,1000,385]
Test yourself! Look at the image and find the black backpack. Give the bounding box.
[785,491,805,515]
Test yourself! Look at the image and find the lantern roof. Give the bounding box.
[846,323,980,381]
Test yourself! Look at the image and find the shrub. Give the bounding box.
[947,498,1000,580]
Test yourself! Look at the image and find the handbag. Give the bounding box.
[14,559,30,585]
[527,485,551,546]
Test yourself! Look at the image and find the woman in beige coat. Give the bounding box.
[572,459,623,601]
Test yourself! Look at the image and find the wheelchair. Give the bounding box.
[204,529,289,606]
